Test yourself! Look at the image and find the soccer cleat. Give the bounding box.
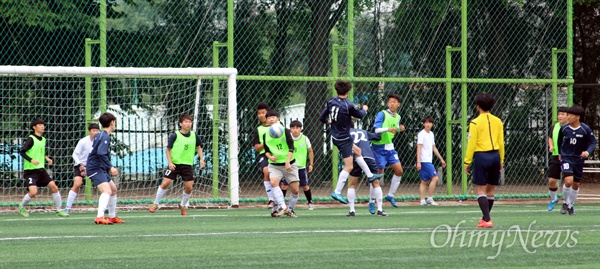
[420,200,427,206]
[331,192,348,204]
[178,204,188,216]
[94,217,113,225]
[427,198,438,206]
[568,206,575,216]
[367,173,384,183]
[547,198,559,211]
[108,216,125,224]
[308,203,315,210]
[560,203,568,214]
[18,205,29,217]
[368,201,376,214]
[346,211,356,217]
[64,208,71,215]
[149,203,158,213]
[282,209,297,218]
[271,211,279,218]
[56,210,69,217]
[476,219,494,228]
[267,200,275,208]
[377,210,388,217]
[385,195,398,207]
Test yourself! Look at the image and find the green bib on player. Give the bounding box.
[293,134,308,168]
[552,122,561,156]
[265,131,293,164]
[24,135,46,170]
[171,130,197,165]
[257,125,270,154]
[372,110,401,145]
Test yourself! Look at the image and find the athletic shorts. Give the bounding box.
[419,162,437,180]
[547,156,562,179]
[349,158,378,177]
[332,138,353,158]
[561,157,583,183]
[471,151,501,186]
[88,170,112,186]
[73,164,85,178]
[164,164,195,181]
[282,168,309,186]
[23,169,53,188]
[268,163,299,183]
[257,153,269,171]
[372,147,400,169]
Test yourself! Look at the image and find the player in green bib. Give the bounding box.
[252,102,275,207]
[149,114,205,216]
[546,107,568,211]
[280,121,315,209]
[18,118,69,217]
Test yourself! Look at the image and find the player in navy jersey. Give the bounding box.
[557,105,597,215]
[320,80,379,204]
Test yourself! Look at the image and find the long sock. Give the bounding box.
[181,192,191,207]
[263,181,274,201]
[289,193,299,210]
[334,171,349,194]
[477,195,491,221]
[387,175,401,196]
[374,186,383,211]
[369,185,375,202]
[487,195,495,212]
[153,187,167,205]
[549,188,558,201]
[52,192,62,211]
[282,189,287,198]
[21,193,31,207]
[304,189,313,204]
[563,185,572,205]
[355,157,373,178]
[271,186,287,210]
[348,188,356,212]
[108,195,117,218]
[66,190,77,209]
[97,193,110,218]
[570,189,579,208]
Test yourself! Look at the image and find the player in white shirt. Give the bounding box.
[416,117,446,206]
[65,123,100,214]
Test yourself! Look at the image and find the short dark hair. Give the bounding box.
[30,118,45,130]
[335,80,352,96]
[257,102,269,111]
[266,109,279,118]
[290,120,302,128]
[567,105,585,117]
[88,123,100,130]
[558,107,568,113]
[99,112,116,128]
[179,114,193,123]
[388,94,401,103]
[474,92,495,112]
[422,116,434,123]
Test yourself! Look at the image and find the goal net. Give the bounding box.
[0,66,239,210]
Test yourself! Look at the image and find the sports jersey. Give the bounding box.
[319,97,366,141]
[557,123,597,159]
[169,130,201,165]
[372,109,401,145]
[464,112,505,165]
[292,134,311,168]
[73,136,93,166]
[349,129,381,159]
[263,128,295,165]
[417,129,435,163]
[86,131,112,172]
[252,124,270,154]
[21,134,46,170]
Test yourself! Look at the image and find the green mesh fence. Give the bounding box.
[0,0,582,209]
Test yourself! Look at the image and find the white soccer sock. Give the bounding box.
[52,192,62,211]
[563,185,572,205]
[374,187,383,211]
[549,190,557,201]
[355,157,373,178]
[181,191,191,207]
[334,171,349,194]
[66,190,78,209]
[153,187,167,205]
[97,193,110,218]
[264,181,274,201]
[570,189,579,208]
[387,175,402,196]
[289,193,299,210]
[271,186,287,210]
[108,195,117,218]
[348,188,356,212]
[21,193,31,207]
[369,185,375,202]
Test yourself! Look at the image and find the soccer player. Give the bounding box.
[87,112,124,225]
[286,120,315,210]
[65,123,101,214]
[346,128,388,217]
[557,105,597,215]
[264,110,299,218]
[149,114,205,216]
[252,102,275,207]
[371,93,405,209]
[546,107,568,211]
[464,93,504,229]
[18,118,69,217]
[320,80,379,204]
[416,117,446,206]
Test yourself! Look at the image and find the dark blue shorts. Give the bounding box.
[372,147,400,169]
[560,157,583,182]
[419,162,437,180]
[88,170,112,186]
[350,158,378,177]
[257,153,269,171]
[281,168,309,186]
[471,151,501,186]
[332,138,353,158]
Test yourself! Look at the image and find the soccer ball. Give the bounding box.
[269,123,285,138]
